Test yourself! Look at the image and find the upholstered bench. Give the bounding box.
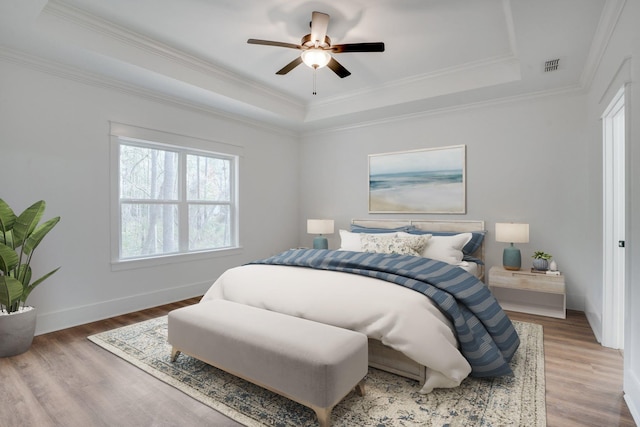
[167,299,368,427]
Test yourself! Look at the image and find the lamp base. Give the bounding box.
[313,236,328,249]
[502,245,522,271]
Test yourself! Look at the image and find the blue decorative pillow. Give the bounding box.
[406,227,486,256]
[350,224,414,234]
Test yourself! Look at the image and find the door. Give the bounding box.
[602,86,626,350]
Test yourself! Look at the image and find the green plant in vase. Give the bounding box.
[532,251,552,271]
[0,199,60,357]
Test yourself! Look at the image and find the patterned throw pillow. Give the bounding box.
[339,229,396,251]
[360,234,430,256]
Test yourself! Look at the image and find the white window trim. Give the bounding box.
[109,122,243,270]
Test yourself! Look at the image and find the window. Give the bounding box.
[110,123,240,265]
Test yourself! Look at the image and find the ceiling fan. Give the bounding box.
[247,11,385,79]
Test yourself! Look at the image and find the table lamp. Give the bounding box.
[495,222,529,271]
[307,219,334,249]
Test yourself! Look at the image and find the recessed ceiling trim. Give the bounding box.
[501,0,519,57]
[579,0,627,90]
[0,46,298,137]
[303,84,584,137]
[306,55,521,122]
[38,0,306,122]
[0,0,607,132]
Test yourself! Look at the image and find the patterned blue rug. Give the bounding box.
[89,317,545,426]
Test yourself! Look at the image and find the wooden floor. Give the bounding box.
[0,299,636,427]
[507,310,635,427]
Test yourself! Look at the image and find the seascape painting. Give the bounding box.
[368,145,466,213]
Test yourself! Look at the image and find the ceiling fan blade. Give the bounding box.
[247,39,302,50]
[331,42,385,53]
[327,57,351,78]
[310,11,330,45]
[276,57,304,75]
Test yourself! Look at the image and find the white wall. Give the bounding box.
[584,0,640,422]
[300,93,590,310]
[0,59,300,335]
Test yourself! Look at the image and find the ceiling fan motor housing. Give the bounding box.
[301,34,331,48]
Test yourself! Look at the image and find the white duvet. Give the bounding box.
[201,264,472,393]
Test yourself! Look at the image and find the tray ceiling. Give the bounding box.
[0,0,615,131]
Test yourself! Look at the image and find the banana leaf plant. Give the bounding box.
[0,199,60,313]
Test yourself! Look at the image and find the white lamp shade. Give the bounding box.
[307,219,334,235]
[301,49,331,69]
[495,223,529,243]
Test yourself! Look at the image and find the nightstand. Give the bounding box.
[488,266,566,319]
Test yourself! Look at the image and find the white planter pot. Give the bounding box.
[532,259,549,271]
[0,307,37,357]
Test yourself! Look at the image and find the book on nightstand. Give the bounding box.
[530,268,562,276]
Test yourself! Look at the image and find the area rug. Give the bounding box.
[88,317,545,427]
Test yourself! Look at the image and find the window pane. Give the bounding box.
[189,204,230,250]
[186,154,230,201]
[120,144,179,200]
[121,203,179,258]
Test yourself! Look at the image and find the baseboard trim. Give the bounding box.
[584,296,602,344]
[34,280,210,335]
[624,365,640,425]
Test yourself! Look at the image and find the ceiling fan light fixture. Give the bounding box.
[301,49,331,69]
[248,11,383,79]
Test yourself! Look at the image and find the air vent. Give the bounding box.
[544,59,560,72]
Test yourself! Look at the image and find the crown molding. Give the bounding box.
[313,53,520,106]
[579,0,627,91]
[40,0,305,123]
[302,84,585,137]
[501,0,519,57]
[0,43,590,140]
[0,46,298,138]
[306,54,521,123]
[597,56,631,105]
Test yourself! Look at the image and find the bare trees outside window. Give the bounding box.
[118,139,236,260]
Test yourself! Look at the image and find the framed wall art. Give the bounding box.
[368,145,466,214]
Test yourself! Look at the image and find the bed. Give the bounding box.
[200,219,519,394]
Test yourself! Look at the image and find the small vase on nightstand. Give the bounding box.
[549,260,558,271]
[532,259,548,271]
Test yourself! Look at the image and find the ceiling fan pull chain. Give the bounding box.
[313,68,317,95]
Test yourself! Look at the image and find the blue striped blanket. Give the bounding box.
[251,249,520,377]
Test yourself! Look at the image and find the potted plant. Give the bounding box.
[532,250,552,271]
[0,199,60,357]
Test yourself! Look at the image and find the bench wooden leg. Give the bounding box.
[171,347,181,362]
[312,379,365,427]
[313,406,332,427]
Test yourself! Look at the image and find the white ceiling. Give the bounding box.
[0,0,614,132]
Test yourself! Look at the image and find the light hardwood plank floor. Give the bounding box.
[507,309,635,427]
[0,299,636,426]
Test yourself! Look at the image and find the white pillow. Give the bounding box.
[360,234,430,256]
[338,229,396,251]
[398,232,472,264]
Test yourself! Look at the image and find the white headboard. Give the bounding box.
[351,218,486,279]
